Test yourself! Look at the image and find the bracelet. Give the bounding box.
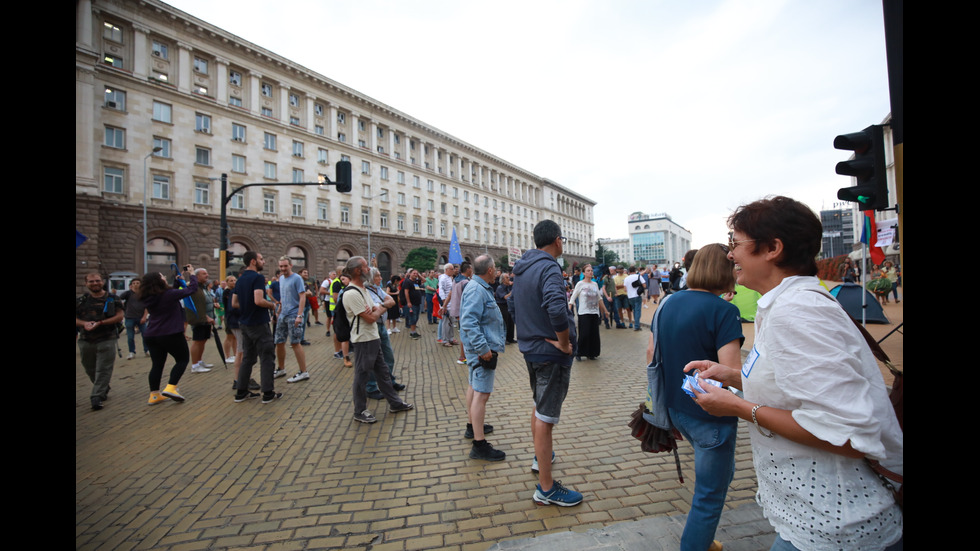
[751,404,774,438]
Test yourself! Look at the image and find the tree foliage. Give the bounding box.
[401,247,439,272]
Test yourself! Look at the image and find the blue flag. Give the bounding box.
[76,230,88,248]
[448,227,463,264]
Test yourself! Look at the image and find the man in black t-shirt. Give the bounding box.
[400,269,423,339]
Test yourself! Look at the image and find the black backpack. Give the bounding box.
[331,285,359,343]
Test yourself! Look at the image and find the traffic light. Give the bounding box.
[335,160,352,193]
[834,124,888,211]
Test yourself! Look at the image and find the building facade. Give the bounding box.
[76,0,594,289]
[820,206,856,259]
[626,212,692,267]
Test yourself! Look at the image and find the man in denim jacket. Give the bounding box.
[460,254,506,461]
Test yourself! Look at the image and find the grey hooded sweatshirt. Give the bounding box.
[512,249,577,365]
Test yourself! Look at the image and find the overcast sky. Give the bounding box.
[163,0,891,249]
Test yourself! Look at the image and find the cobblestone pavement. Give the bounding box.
[81,296,871,550]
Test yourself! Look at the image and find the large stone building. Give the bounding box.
[627,212,692,267]
[75,0,595,289]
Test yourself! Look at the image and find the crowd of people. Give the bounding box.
[78,198,902,550]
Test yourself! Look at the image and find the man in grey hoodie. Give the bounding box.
[512,219,582,507]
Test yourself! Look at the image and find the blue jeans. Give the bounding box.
[425,293,435,323]
[668,408,737,551]
[629,296,642,329]
[402,304,419,329]
[124,317,148,354]
[603,297,619,327]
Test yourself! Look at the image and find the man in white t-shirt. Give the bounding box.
[342,256,415,424]
[623,266,644,331]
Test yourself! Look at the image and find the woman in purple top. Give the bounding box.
[138,268,198,405]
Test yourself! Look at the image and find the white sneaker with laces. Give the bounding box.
[191,363,212,373]
[287,371,310,383]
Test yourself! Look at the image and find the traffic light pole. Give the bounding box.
[218,160,351,281]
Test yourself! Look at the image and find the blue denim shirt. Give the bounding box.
[459,276,505,366]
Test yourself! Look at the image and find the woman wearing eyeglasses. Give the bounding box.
[686,196,902,551]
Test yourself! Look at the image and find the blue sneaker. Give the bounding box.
[533,480,582,506]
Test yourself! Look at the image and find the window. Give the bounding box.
[362,185,372,198]
[193,57,209,75]
[292,168,304,183]
[361,161,370,175]
[261,107,273,117]
[103,22,123,42]
[427,199,434,212]
[263,132,276,150]
[230,191,245,210]
[103,166,124,194]
[314,103,324,116]
[229,96,243,108]
[264,162,277,179]
[361,207,370,226]
[232,123,246,142]
[413,196,421,209]
[292,196,304,217]
[292,140,304,158]
[152,174,170,200]
[413,216,420,234]
[397,171,405,184]
[195,147,211,166]
[338,133,346,143]
[317,201,329,221]
[441,202,447,215]
[104,87,125,110]
[194,181,210,205]
[427,219,434,235]
[289,93,300,107]
[317,148,328,164]
[195,113,211,133]
[397,213,405,231]
[152,101,171,123]
[263,192,276,214]
[152,41,168,59]
[380,166,389,180]
[337,112,346,124]
[453,187,459,199]
[413,175,420,188]
[229,70,242,86]
[153,137,170,158]
[380,211,389,229]
[397,192,406,206]
[341,204,351,223]
[358,120,365,131]
[261,83,273,97]
[104,126,125,149]
[232,154,246,173]
[380,188,390,202]
[290,116,300,126]
[314,125,324,136]
[440,221,447,237]
[194,85,209,97]
[427,180,434,192]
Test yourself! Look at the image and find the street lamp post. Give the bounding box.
[142,146,163,274]
[218,160,352,281]
[365,189,388,263]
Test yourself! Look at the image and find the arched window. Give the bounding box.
[376,251,392,283]
[146,237,177,276]
[287,245,308,271]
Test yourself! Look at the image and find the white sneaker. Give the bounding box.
[287,371,310,383]
[273,369,287,379]
[200,361,214,368]
[127,352,135,360]
[225,355,236,364]
[391,328,401,333]
[191,363,212,373]
[642,304,649,309]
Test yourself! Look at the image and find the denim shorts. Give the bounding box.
[526,360,571,424]
[468,364,496,394]
[274,316,304,344]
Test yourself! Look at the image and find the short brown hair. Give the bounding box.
[728,196,821,276]
[685,244,735,294]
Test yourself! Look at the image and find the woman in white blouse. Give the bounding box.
[568,265,606,360]
[685,196,902,551]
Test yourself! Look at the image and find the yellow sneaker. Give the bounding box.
[161,384,185,402]
[707,541,723,551]
[147,391,168,406]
